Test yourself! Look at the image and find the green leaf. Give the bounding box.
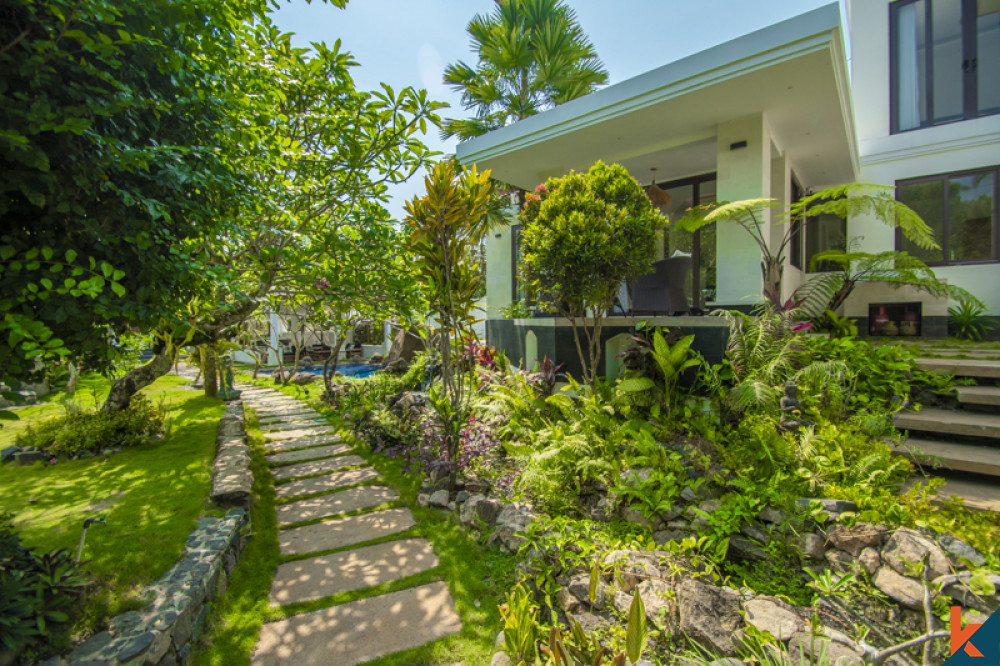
[111,282,126,297]
[618,377,655,393]
[589,563,600,603]
[65,249,78,264]
[625,589,648,662]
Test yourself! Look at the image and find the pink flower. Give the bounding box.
[49,458,57,465]
[534,183,548,193]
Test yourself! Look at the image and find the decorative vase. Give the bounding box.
[882,321,899,336]
[900,320,918,336]
[873,306,889,335]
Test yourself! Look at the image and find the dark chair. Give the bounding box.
[631,256,691,315]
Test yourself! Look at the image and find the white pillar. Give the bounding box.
[268,312,281,366]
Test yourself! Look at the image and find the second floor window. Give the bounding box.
[891,0,1000,133]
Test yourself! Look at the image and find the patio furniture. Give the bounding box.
[631,256,691,315]
[345,343,364,360]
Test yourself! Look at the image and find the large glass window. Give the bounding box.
[658,173,716,309]
[897,167,999,264]
[891,0,1000,133]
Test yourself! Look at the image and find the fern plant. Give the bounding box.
[616,330,703,424]
[949,298,994,341]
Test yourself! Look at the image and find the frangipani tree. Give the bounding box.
[675,184,939,304]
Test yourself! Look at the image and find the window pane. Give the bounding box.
[948,172,995,261]
[898,180,945,263]
[978,1,1000,116]
[932,0,964,123]
[895,1,928,130]
[697,179,717,305]
[662,184,695,259]
[805,213,847,272]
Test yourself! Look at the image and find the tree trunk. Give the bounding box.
[102,351,173,412]
[202,346,218,397]
[761,257,783,302]
[65,362,80,396]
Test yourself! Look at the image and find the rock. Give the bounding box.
[567,574,608,611]
[612,591,632,614]
[556,587,583,613]
[117,631,156,662]
[653,529,691,546]
[873,566,925,609]
[826,523,885,557]
[859,547,881,576]
[728,536,767,561]
[601,550,659,593]
[677,578,742,656]
[938,533,987,568]
[743,599,804,641]
[388,391,428,417]
[1,445,21,463]
[491,504,536,552]
[446,501,457,512]
[620,467,653,486]
[739,520,768,543]
[383,328,426,370]
[465,478,490,495]
[798,533,826,560]
[686,499,720,530]
[758,506,789,523]
[824,549,854,574]
[797,498,858,514]
[636,579,676,632]
[15,450,46,465]
[417,493,429,507]
[680,486,701,502]
[590,496,616,522]
[70,631,114,659]
[943,582,997,614]
[109,610,144,636]
[490,652,513,666]
[427,489,450,508]
[460,494,504,527]
[882,527,950,580]
[289,372,317,385]
[494,631,505,650]
[788,632,864,666]
[621,506,657,529]
[455,490,470,504]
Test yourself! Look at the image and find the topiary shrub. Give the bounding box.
[14,394,163,457]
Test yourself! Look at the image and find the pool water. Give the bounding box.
[266,363,381,379]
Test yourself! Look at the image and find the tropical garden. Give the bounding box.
[1,1,998,665]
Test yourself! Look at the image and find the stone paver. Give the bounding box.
[266,444,352,464]
[258,411,322,422]
[264,427,337,441]
[269,538,438,605]
[265,434,342,453]
[279,508,416,556]
[277,486,399,526]
[260,420,326,431]
[272,455,365,481]
[253,582,461,666]
[276,468,380,499]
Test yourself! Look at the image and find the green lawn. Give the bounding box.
[0,373,224,644]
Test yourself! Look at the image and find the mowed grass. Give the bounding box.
[195,377,515,666]
[0,373,224,642]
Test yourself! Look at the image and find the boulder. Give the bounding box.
[567,573,608,611]
[388,391,428,417]
[490,652,513,666]
[460,494,504,527]
[289,372,317,385]
[758,506,789,524]
[858,547,881,576]
[798,533,826,560]
[826,523,885,557]
[621,506,657,530]
[383,329,426,371]
[938,533,987,568]
[601,550,660,593]
[636,579,677,632]
[743,599,804,641]
[728,536,767,561]
[873,566,925,609]
[427,489,450,508]
[824,549,854,574]
[15,451,46,465]
[1,445,21,463]
[491,504,536,552]
[787,632,864,666]
[368,353,384,365]
[882,527,950,580]
[677,579,742,656]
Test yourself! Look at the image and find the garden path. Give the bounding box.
[237,385,461,666]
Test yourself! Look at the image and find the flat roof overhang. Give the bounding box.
[456,3,858,189]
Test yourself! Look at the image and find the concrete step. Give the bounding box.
[956,385,1000,407]
[915,358,1000,379]
[894,408,1000,439]
[895,438,1000,477]
[903,475,1000,514]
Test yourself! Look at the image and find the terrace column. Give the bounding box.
[269,312,281,366]
[714,113,774,307]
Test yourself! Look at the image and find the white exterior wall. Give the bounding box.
[849,0,1000,315]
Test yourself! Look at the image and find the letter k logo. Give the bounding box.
[952,607,984,658]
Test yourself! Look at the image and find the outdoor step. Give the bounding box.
[275,467,381,500]
[894,408,1000,439]
[277,485,399,526]
[253,582,461,666]
[259,420,326,431]
[904,476,1000,514]
[266,444,351,464]
[257,411,322,422]
[895,438,1000,477]
[265,434,343,453]
[914,358,1000,379]
[271,455,365,482]
[268,538,438,606]
[278,507,416,556]
[264,427,337,441]
[956,385,1000,407]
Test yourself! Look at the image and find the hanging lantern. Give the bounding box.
[645,167,671,212]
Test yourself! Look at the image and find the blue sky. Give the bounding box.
[272,0,839,218]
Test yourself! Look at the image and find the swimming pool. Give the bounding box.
[264,363,381,380]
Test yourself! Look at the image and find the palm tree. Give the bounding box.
[442,0,608,141]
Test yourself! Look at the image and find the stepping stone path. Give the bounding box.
[238,385,461,665]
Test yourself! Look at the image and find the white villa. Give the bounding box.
[456,1,1000,377]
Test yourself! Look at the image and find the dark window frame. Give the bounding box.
[890,0,998,134]
[790,175,805,270]
[657,171,718,310]
[895,165,1000,266]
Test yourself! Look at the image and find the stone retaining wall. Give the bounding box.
[48,401,253,666]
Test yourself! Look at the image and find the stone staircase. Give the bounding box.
[892,352,1000,514]
[236,386,462,666]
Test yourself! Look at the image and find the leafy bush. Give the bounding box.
[949,298,995,341]
[0,514,86,657]
[14,394,162,456]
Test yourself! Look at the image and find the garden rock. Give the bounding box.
[873,566,925,609]
[798,533,826,560]
[465,478,489,495]
[824,549,854,574]
[743,599,803,641]
[455,490,470,503]
[417,493,429,507]
[613,590,632,614]
[290,372,317,385]
[621,506,657,529]
[557,587,584,613]
[938,533,987,568]
[943,582,997,614]
[460,494,504,527]
[797,498,857,516]
[739,520,768,543]
[383,328,426,370]
[882,527,950,580]
[826,523,885,557]
[427,489,450,508]
[15,450,46,465]
[567,573,608,611]
[601,550,659,592]
[859,547,881,575]
[677,578,742,656]
[636,579,676,632]
[388,391,428,417]
[788,632,864,666]
[758,506,788,523]
[490,653,513,666]
[1,445,21,463]
[728,536,766,561]
[491,504,536,552]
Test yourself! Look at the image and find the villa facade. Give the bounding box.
[455,1,1000,375]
